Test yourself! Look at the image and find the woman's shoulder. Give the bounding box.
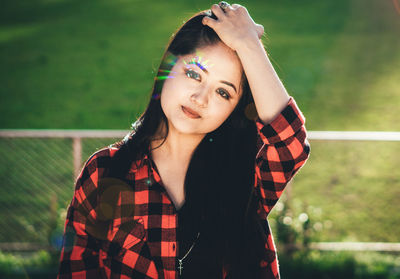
[73,145,128,204]
[77,143,129,184]
[81,140,147,179]
[83,145,121,168]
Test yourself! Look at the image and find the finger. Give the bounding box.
[211,3,226,18]
[256,24,264,38]
[224,4,235,13]
[202,16,217,28]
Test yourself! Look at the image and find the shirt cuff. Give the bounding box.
[255,97,306,145]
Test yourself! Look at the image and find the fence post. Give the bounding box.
[72,137,82,186]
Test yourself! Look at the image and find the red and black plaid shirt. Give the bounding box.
[57,97,310,279]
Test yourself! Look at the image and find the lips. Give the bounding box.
[181,106,201,118]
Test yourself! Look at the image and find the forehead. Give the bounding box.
[178,43,243,85]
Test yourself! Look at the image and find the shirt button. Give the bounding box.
[172,243,176,251]
[146,178,152,185]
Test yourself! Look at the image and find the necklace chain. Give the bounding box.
[177,231,200,275]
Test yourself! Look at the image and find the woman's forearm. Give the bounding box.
[235,38,290,124]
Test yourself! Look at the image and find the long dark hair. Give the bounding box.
[108,9,267,278]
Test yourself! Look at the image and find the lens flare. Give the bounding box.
[183,53,214,70]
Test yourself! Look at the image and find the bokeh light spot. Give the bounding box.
[244,102,258,120]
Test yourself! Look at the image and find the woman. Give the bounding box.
[57,2,310,279]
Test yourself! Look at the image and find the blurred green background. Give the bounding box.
[1,0,400,277]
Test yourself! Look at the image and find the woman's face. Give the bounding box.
[160,42,243,138]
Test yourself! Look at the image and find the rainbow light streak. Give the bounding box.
[155,76,174,80]
[155,69,177,81]
[158,69,173,73]
[155,53,179,81]
[151,53,180,100]
[183,52,214,71]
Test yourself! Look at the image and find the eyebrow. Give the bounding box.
[187,61,238,94]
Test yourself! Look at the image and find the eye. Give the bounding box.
[185,68,201,81]
[217,88,231,100]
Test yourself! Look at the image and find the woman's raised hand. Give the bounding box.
[202,2,264,51]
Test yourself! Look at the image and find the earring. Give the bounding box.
[209,137,213,142]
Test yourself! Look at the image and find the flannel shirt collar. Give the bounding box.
[128,146,162,186]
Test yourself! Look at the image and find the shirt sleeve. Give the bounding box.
[254,96,310,217]
[57,152,106,278]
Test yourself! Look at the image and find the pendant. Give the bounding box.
[178,259,183,275]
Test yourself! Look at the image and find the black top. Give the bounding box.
[176,201,222,279]
[147,155,222,278]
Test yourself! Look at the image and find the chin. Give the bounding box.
[174,123,203,135]
[169,118,208,136]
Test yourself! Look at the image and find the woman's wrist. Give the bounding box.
[234,36,263,55]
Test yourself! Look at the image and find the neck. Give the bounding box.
[150,120,206,162]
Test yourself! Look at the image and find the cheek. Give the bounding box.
[208,104,235,126]
[160,79,183,109]
[161,75,187,98]
[160,91,174,118]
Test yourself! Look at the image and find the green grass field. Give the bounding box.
[1,0,399,244]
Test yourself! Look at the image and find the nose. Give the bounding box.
[190,88,208,108]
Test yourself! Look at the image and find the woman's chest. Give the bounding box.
[153,162,188,210]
